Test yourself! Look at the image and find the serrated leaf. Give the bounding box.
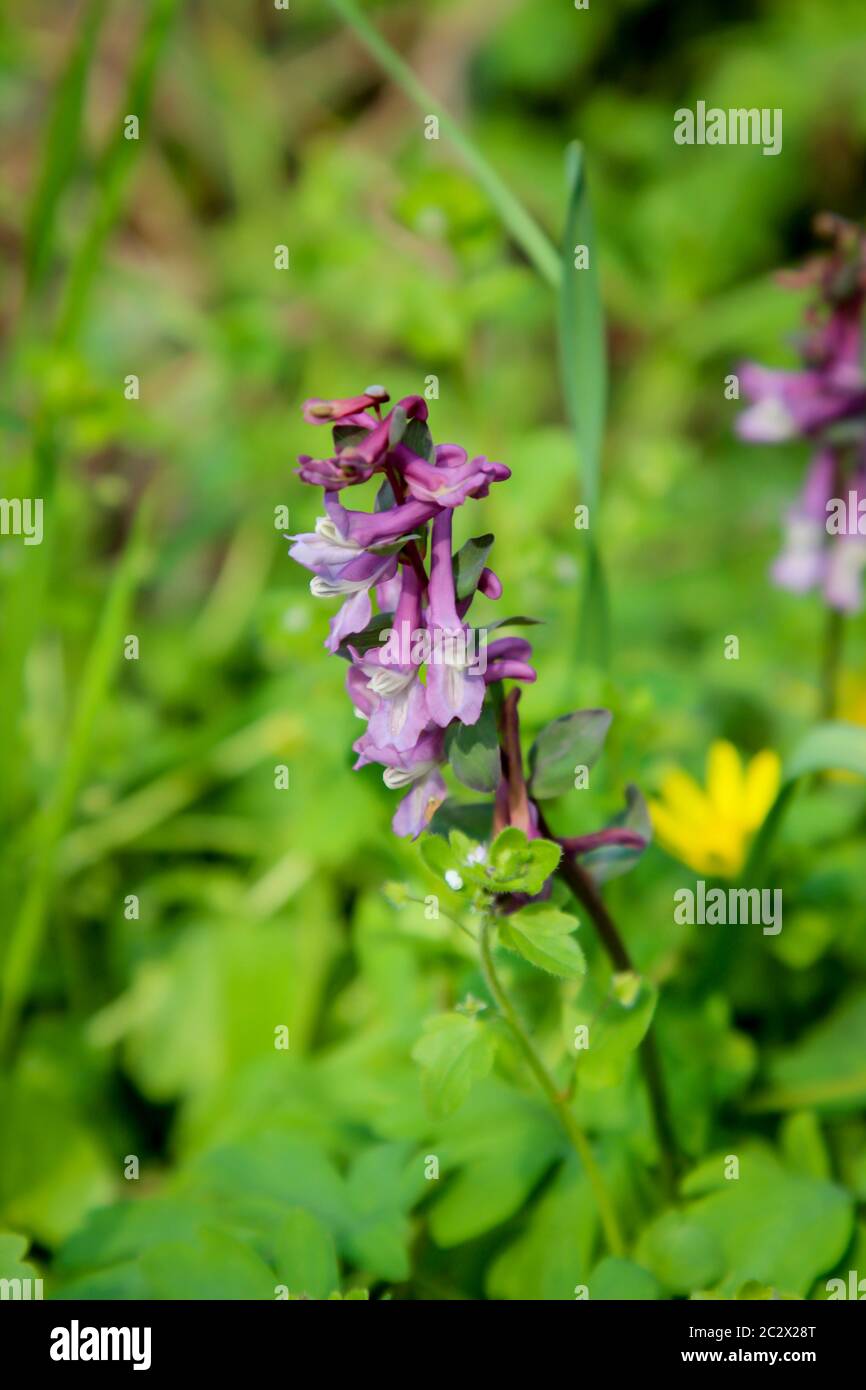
[487,828,561,894]
[529,709,612,799]
[445,700,500,792]
[412,1013,498,1118]
[499,904,585,979]
[418,832,463,885]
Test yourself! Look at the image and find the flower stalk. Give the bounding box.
[478,914,625,1256]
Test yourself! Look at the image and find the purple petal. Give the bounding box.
[392,769,447,839]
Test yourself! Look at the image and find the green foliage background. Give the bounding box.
[1,0,865,1300]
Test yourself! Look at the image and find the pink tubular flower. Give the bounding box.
[424,510,486,728]
[353,727,447,839]
[398,444,510,508]
[351,567,430,752]
[301,387,390,424]
[288,493,435,652]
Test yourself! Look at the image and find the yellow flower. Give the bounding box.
[650,740,781,877]
[840,674,866,727]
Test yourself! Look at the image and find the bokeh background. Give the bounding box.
[1,0,865,1300]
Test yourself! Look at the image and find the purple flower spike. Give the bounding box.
[288,383,550,838]
[425,510,485,728]
[735,217,866,614]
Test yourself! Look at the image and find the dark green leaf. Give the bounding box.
[445,701,500,792]
[529,708,612,799]
[453,534,494,601]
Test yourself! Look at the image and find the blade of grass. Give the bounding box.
[54,0,179,347]
[324,0,560,288]
[0,494,154,1059]
[744,721,866,880]
[558,141,609,668]
[24,0,109,304]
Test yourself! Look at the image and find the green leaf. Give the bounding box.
[681,1145,852,1297]
[785,721,866,780]
[558,142,609,669]
[580,784,652,883]
[0,1078,113,1247]
[779,1112,831,1180]
[335,612,393,661]
[486,1158,597,1299]
[272,1208,338,1300]
[445,700,500,792]
[402,416,435,463]
[374,477,396,511]
[429,1083,562,1248]
[452,534,494,601]
[487,828,561,894]
[412,1013,498,1118]
[499,904,585,979]
[344,1143,425,1282]
[427,800,494,842]
[486,614,544,632]
[528,708,612,799]
[752,993,866,1113]
[588,1256,661,1301]
[747,722,866,875]
[139,1228,276,1300]
[573,972,657,1089]
[636,1212,725,1295]
[0,1231,40,1289]
[418,831,463,884]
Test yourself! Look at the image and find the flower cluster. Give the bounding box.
[736,214,866,611]
[288,387,650,889]
[288,387,533,837]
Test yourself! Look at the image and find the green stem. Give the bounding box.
[534,804,680,1197]
[820,606,844,720]
[479,916,625,1256]
[324,0,561,289]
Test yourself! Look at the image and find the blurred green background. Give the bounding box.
[1,0,865,1300]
